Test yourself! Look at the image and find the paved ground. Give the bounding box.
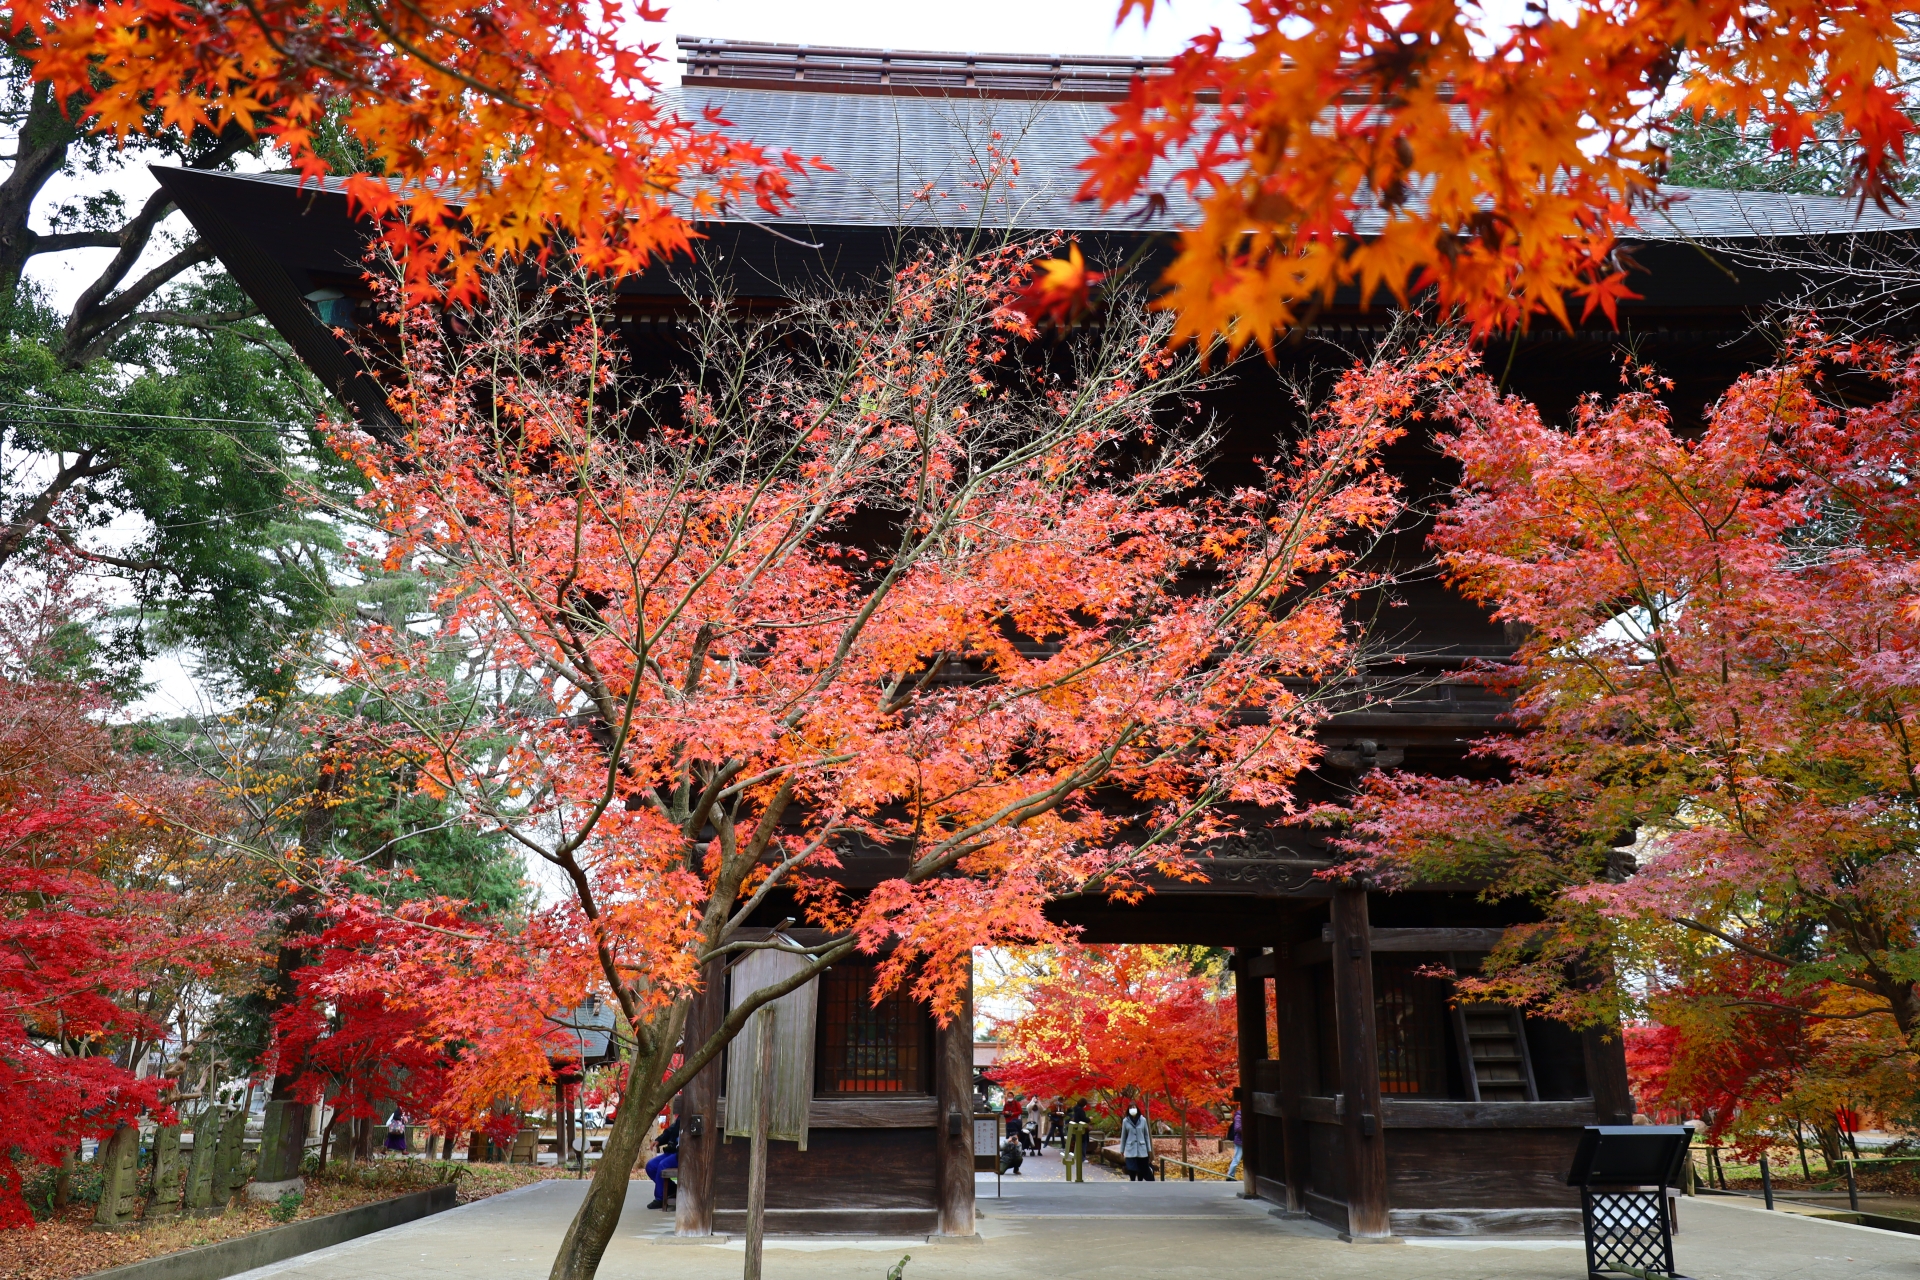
[224,1177,1920,1280]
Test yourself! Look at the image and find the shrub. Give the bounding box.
[269,1190,304,1223]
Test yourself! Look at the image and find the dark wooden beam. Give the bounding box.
[1370,927,1507,952]
[1293,926,1509,967]
[673,959,725,1237]
[1272,934,1315,1215]
[1299,1094,1342,1126]
[935,964,975,1237]
[1330,887,1391,1240]
[1232,950,1265,1199]
[713,1098,942,1128]
[1582,1026,1635,1125]
[1380,1099,1598,1128]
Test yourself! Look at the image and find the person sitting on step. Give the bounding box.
[645,1112,680,1209]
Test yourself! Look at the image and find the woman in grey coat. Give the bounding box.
[1119,1104,1153,1181]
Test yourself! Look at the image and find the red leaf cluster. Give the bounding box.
[0,648,249,1226]
[990,945,1236,1133]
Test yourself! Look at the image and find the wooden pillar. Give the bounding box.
[1272,933,1314,1216]
[674,958,726,1237]
[935,958,976,1236]
[1583,1025,1635,1125]
[1329,886,1391,1241]
[1231,951,1263,1201]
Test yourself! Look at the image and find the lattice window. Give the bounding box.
[1373,955,1449,1096]
[815,961,930,1095]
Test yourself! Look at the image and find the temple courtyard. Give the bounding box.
[220,1172,1918,1280]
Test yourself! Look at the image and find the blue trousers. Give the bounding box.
[646,1152,678,1201]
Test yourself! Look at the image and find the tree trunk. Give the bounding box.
[53,1145,75,1209]
[1813,1124,1843,1171]
[547,1000,688,1280]
[257,753,342,1185]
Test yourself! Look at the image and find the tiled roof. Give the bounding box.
[670,84,1918,241]
[184,77,1919,244]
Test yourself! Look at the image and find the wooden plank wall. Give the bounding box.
[709,1128,940,1235]
[1243,896,1614,1241]
[1385,1127,1584,1210]
[675,946,962,1238]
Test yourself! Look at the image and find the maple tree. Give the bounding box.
[1625,952,1908,1165]
[312,238,1429,1278]
[261,885,591,1156]
[162,654,544,1172]
[990,944,1237,1159]
[1066,0,1920,350]
[1326,326,1920,1128]
[4,0,822,302]
[0,579,254,1227]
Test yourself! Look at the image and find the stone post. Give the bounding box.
[147,1125,184,1219]
[212,1106,249,1208]
[93,1125,143,1229]
[184,1107,220,1211]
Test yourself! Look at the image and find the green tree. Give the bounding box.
[0,49,350,696]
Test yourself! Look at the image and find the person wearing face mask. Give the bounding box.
[1119,1102,1153,1181]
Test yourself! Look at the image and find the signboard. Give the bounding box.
[724,945,820,1151]
[1566,1126,1692,1189]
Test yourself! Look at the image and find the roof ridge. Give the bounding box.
[675,35,1173,102]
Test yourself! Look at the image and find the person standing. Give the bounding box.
[385,1110,407,1155]
[1023,1098,1042,1153]
[1120,1104,1153,1181]
[1226,1107,1243,1180]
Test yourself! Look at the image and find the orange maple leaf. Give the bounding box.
[1009,243,1106,329]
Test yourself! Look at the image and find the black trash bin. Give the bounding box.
[1566,1126,1693,1280]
